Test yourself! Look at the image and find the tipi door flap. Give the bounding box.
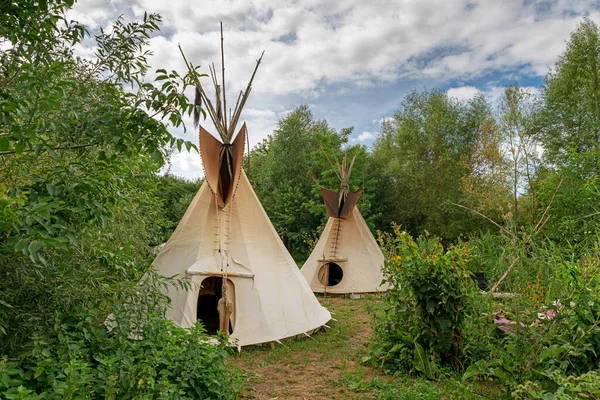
[196,276,236,334]
[317,261,344,287]
[225,278,235,331]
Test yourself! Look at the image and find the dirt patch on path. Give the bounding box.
[229,296,385,399]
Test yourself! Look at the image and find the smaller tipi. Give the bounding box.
[301,153,388,294]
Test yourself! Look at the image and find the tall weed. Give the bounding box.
[371,225,480,376]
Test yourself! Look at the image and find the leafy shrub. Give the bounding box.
[371,226,479,376]
[512,370,600,399]
[463,244,600,391]
[0,310,241,399]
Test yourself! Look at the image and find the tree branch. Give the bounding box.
[0,142,98,156]
[452,202,517,239]
[488,258,516,294]
[533,176,564,234]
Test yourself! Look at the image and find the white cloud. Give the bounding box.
[66,0,130,29]
[69,0,600,97]
[239,108,288,147]
[522,86,541,99]
[447,86,480,102]
[0,39,12,52]
[167,148,204,179]
[350,131,377,143]
[483,86,507,108]
[372,116,394,126]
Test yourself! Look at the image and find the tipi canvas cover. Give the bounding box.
[301,155,388,294]
[152,165,331,346]
[152,33,330,346]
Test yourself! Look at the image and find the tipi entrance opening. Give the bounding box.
[318,262,344,287]
[196,277,234,335]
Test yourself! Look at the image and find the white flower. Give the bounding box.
[537,313,547,320]
[570,301,576,307]
[589,301,595,307]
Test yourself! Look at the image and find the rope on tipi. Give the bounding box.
[214,194,234,335]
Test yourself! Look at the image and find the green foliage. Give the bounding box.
[536,150,600,247]
[0,0,203,351]
[371,226,478,375]
[499,85,540,225]
[246,105,373,260]
[461,96,511,224]
[333,369,443,400]
[0,311,240,399]
[370,90,496,241]
[540,18,600,164]
[534,17,600,245]
[155,174,202,240]
[513,370,600,399]
[460,241,600,392]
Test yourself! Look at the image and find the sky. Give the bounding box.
[68,0,600,179]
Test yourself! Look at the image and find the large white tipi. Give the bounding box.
[301,154,388,294]
[152,33,330,346]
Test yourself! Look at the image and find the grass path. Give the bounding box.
[229,296,386,399]
[228,296,504,399]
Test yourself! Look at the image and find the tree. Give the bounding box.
[535,18,600,243]
[369,89,487,240]
[540,18,600,164]
[498,85,541,224]
[460,94,511,225]
[0,1,200,352]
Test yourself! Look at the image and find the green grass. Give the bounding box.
[229,295,507,399]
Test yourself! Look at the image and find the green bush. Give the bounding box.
[0,311,241,399]
[513,370,600,399]
[1,4,240,398]
[462,243,600,392]
[371,226,479,377]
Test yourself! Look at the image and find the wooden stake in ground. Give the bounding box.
[324,263,329,298]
